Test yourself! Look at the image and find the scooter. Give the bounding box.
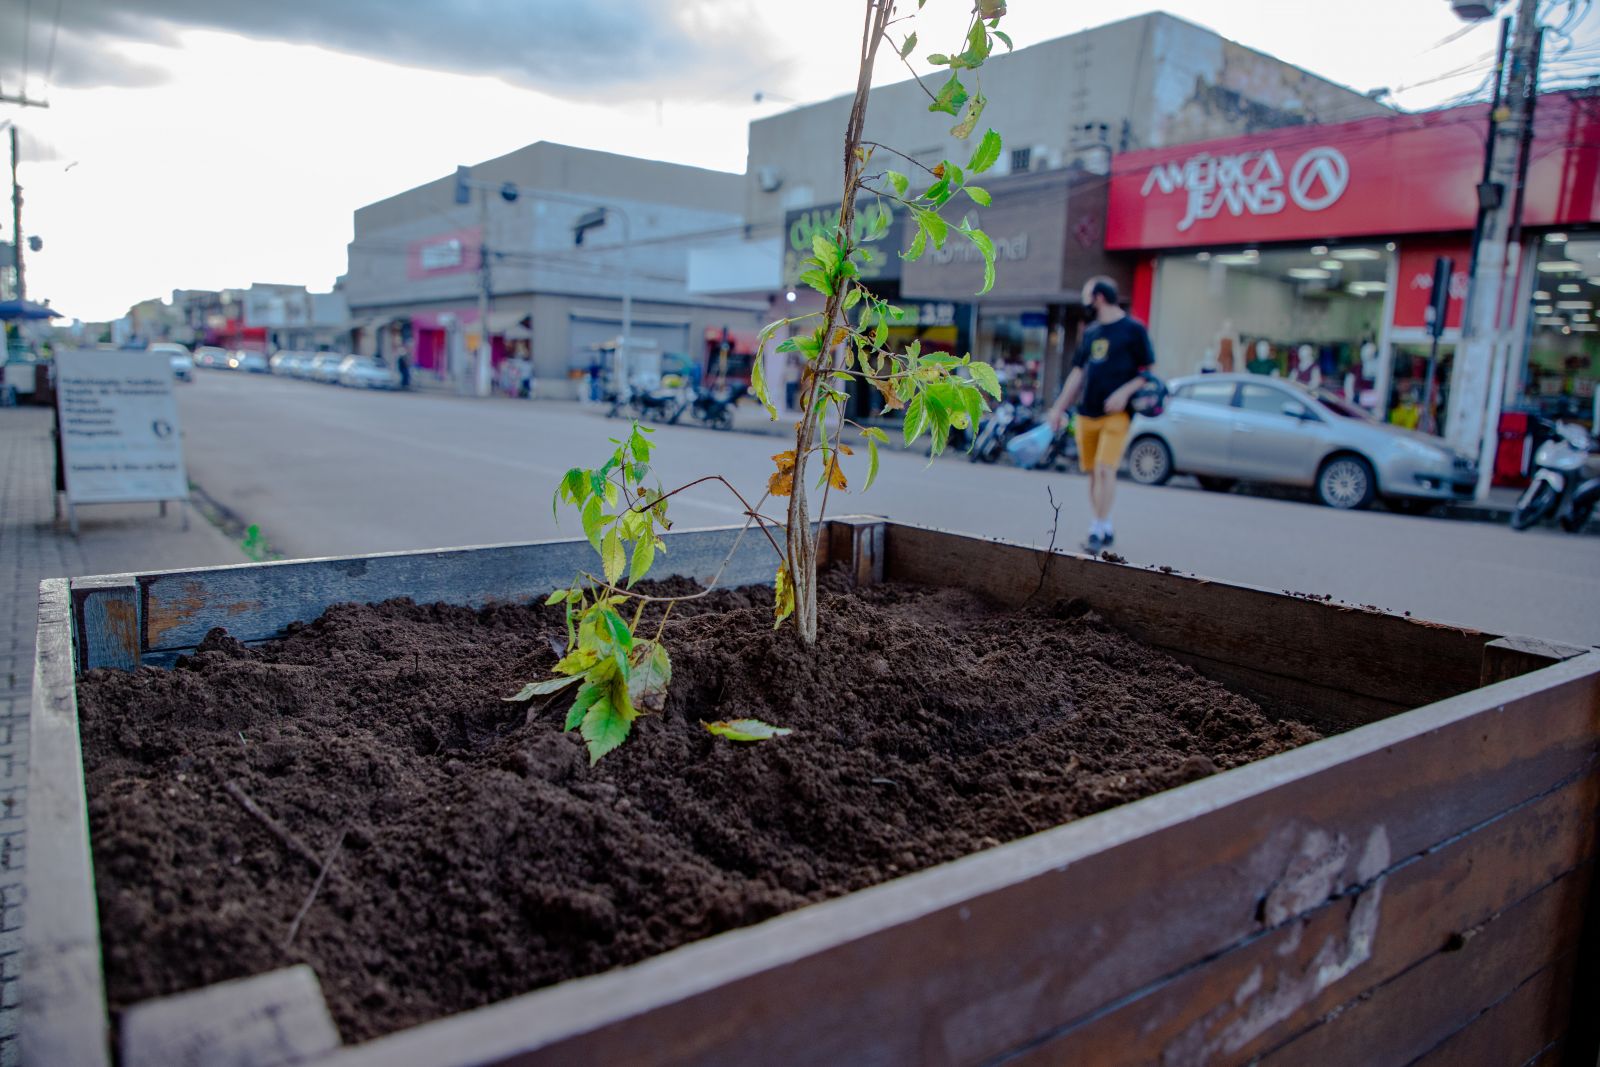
[1511,418,1600,532]
[682,382,747,431]
[970,389,1039,464]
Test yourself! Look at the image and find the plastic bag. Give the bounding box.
[1005,423,1054,469]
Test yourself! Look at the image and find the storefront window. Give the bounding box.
[976,310,1048,402]
[1524,233,1599,427]
[1150,245,1390,408]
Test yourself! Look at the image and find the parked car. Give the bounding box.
[194,346,229,369]
[149,342,193,382]
[337,355,401,390]
[1124,373,1478,511]
[226,350,269,373]
[309,353,348,383]
[269,350,305,375]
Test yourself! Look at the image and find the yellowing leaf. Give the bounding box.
[870,377,904,411]
[774,563,796,630]
[703,719,794,742]
[503,673,584,702]
[627,640,672,714]
[825,456,848,491]
[552,647,599,675]
[768,450,797,497]
[602,529,626,586]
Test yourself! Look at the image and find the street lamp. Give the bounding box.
[571,205,633,393]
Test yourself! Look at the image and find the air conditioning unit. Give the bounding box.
[757,166,784,193]
[1450,0,1502,20]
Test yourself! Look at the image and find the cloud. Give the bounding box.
[17,129,64,163]
[1,0,779,99]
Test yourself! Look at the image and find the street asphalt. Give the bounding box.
[174,370,1600,647]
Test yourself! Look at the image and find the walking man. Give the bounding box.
[1047,276,1154,554]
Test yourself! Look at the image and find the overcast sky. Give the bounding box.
[2,0,1596,321]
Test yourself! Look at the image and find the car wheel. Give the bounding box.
[1196,476,1236,493]
[1316,454,1376,510]
[1127,436,1172,486]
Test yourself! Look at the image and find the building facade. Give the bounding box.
[1104,90,1600,464]
[693,12,1394,409]
[342,142,767,396]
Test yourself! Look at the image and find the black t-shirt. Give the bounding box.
[1071,316,1154,418]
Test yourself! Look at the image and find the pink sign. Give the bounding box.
[407,227,482,281]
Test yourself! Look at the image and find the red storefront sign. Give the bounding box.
[1393,238,1472,330]
[1107,93,1600,251]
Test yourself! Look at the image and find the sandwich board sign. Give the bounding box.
[54,350,189,533]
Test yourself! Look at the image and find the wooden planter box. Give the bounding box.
[24,518,1600,1067]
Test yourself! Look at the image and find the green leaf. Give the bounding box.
[928,73,968,117]
[901,225,928,262]
[581,695,632,764]
[899,31,917,58]
[969,361,1002,400]
[914,209,949,251]
[703,719,793,742]
[904,394,929,445]
[865,437,880,491]
[924,177,950,204]
[951,92,986,140]
[958,381,986,436]
[628,534,655,586]
[798,269,832,297]
[544,588,568,606]
[811,233,840,273]
[994,29,1013,50]
[630,431,650,463]
[602,529,626,585]
[627,640,672,713]
[565,683,601,731]
[887,170,909,198]
[843,287,862,310]
[860,425,890,443]
[967,129,1003,174]
[504,673,585,702]
[581,496,605,552]
[965,185,991,207]
[751,327,778,419]
[926,52,947,64]
[964,226,997,294]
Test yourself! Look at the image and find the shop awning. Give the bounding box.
[351,314,398,333]
[489,310,533,339]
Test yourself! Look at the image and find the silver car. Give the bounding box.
[1125,374,1478,511]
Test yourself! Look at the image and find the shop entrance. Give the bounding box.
[1387,339,1457,433]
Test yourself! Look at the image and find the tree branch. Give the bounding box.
[860,140,939,177]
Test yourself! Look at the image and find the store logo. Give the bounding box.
[1140,145,1349,232]
[1289,148,1349,211]
[418,238,464,271]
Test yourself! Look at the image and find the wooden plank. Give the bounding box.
[881,523,1493,711]
[1481,635,1591,687]
[1259,869,1591,1067]
[20,579,111,1067]
[312,655,1600,1067]
[997,772,1599,1066]
[72,576,141,673]
[1409,954,1578,1067]
[824,516,886,588]
[1165,647,1407,732]
[135,523,787,658]
[122,965,341,1067]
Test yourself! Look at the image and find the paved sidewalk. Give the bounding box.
[0,406,244,1063]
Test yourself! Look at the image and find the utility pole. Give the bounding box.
[10,125,23,302]
[1447,0,1542,495]
[476,187,492,398]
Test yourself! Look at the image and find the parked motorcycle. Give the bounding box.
[970,389,1040,464]
[1511,418,1600,532]
[681,382,747,431]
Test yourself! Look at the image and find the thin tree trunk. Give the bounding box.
[787,0,890,646]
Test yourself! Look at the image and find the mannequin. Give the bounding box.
[1216,320,1237,373]
[1345,339,1380,411]
[1292,344,1321,390]
[1246,339,1278,377]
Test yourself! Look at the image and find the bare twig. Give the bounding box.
[222,780,350,887]
[283,828,346,949]
[1024,486,1065,606]
[860,140,940,177]
[629,475,785,561]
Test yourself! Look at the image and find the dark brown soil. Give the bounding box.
[78,577,1320,1044]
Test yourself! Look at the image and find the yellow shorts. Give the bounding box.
[1075,412,1131,472]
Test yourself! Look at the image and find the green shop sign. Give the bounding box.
[783,199,903,290]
